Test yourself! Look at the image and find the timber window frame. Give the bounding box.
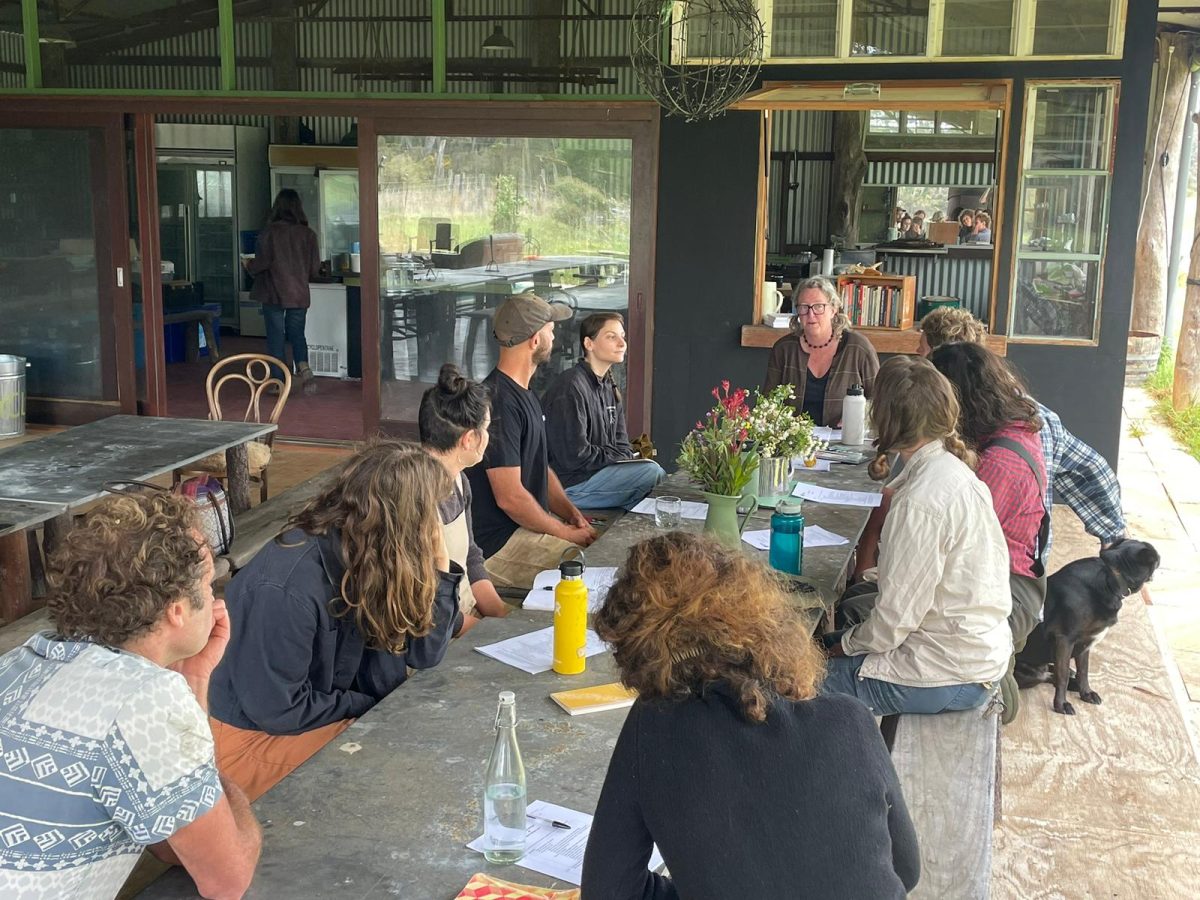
[680,0,1127,65]
[1007,79,1119,346]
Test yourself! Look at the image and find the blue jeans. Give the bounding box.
[821,654,992,716]
[263,305,309,377]
[564,460,665,510]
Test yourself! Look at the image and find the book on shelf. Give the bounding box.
[839,281,903,329]
[550,682,638,716]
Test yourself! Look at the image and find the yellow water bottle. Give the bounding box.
[553,557,588,675]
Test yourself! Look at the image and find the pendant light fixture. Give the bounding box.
[481,21,515,53]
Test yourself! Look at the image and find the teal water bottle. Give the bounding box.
[769,499,804,575]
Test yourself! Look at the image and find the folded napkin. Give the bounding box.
[455,873,581,900]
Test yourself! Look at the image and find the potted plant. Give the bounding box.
[746,384,815,497]
[677,381,760,547]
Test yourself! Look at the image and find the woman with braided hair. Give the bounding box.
[822,355,1012,715]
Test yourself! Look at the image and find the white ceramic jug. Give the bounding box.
[761,281,785,316]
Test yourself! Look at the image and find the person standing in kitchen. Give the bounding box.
[245,188,322,394]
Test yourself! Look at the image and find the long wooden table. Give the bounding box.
[141,461,881,898]
[0,416,276,622]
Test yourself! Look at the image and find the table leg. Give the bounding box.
[41,513,74,557]
[185,321,201,364]
[226,443,252,514]
[201,316,221,362]
[0,531,35,623]
[27,530,46,597]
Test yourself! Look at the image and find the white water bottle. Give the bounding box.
[842,383,866,446]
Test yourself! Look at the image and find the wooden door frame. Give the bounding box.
[364,105,660,439]
[3,110,135,425]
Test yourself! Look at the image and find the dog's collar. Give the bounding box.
[1106,563,1135,598]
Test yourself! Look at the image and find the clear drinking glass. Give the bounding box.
[655,496,682,528]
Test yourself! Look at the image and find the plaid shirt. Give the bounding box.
[1037,402,1126,551]
[976,423,1047,578]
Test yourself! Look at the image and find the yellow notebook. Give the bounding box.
[550,682,637,716]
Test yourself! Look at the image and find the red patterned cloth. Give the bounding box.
[455,873,580,900]
[975,422,1046,578]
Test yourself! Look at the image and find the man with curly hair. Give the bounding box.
[0,493,261,899]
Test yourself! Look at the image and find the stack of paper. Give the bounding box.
[475,626,609,675]
[629,497,709,519]
[790,482,882,508]
[742,525,850,551]
[468,800,664,886]
[522,567,618,613]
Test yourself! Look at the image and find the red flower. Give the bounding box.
[722,379,730,392]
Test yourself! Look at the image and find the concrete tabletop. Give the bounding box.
[0,415,276,508]
[0,499,69,537]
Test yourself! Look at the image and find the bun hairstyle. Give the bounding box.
[418,363,491,452]
[868,356,976,481]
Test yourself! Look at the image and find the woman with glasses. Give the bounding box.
[764,276,879,427]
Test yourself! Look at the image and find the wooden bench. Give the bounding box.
[162,309,221,364]
[887,706,1000,899]
[221,465,341,573]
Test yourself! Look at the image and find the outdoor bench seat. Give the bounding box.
[223,465,341,572]
[886,705,999,900]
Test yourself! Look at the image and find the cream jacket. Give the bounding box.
[841,441,1013,686]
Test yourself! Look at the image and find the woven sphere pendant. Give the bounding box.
[630,0,764,122]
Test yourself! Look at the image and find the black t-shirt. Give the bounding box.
[466,368,550,557]
[803,368,829,423]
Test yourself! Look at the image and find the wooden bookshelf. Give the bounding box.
[835,273,916,331]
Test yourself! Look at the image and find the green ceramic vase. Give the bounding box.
[701,491,759,549]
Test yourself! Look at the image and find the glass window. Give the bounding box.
[905,112,935,135]
[1028,86,1113,170]
[376,135,633,428]
[942,0,1014,56]
[0,1,24,89]
[1019,175,1107,255]
[35,2,221,90]
[0,128,116,401]
[1010,82,1117,343]
[1033,0,1112,56]
[771,0,838,58]
[851,0,929,57]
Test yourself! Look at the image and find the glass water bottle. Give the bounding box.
[483,691,526,863]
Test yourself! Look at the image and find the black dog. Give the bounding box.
[1015,539,1160,715]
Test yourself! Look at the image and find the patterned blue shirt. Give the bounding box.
[0,633,222,899]
[1038,403,1127,554]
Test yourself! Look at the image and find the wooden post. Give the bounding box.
[1130,33,1192,379]
[40,513,74,558]
[226,443,252,513]
[26,531,46,598]
[270,0,301,144]
[0,532,35,624]
[1173,111,1200,409]
[828,111,868,245]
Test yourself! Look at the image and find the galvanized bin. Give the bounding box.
[0,354,28,438]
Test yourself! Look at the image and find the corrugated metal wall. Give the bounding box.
[769,110,833,251]
[0,31,23,90]
[865,160,995,186]
[852,13,927,57]
[881,252,992,319]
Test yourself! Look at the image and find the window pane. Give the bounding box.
[1019,175,1107,255]
[771,0,838,58]
[904,112,934,135]
[1012,259,1100,340]
[0,1,25,88]
[943,0,1013,56]
[869,110,901,134]
[852,0,928,56]
[376,136,632,428]
[1033,0,1112,56]
[1029,86,1112,170]
[937,111,998,137]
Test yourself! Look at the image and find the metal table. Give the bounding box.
[0,416,275,622]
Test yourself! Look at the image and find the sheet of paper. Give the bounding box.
[629,497,709,520]
[467,800,664,886]
[789,457,832,473]
[523,567,619,612]
[742,525,849,551]
[474,626,609,675]
[812,426,843,442]
[790,481,883,508]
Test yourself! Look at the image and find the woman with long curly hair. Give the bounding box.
[208,440,462,800]
[824,356,1012,716]
[580,532,920,899]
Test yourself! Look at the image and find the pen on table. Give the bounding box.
[527,814,572,829]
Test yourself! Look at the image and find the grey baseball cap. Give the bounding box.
[493,292,573,347]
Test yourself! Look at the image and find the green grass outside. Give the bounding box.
[1145,344,1200,463]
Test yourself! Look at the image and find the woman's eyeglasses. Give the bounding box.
[796,303,827,316]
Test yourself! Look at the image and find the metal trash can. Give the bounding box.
[0,354,29,438]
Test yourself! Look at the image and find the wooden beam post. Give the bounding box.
[828,110,868,245]
[270,0,301,143]
[1173,111,1200,410]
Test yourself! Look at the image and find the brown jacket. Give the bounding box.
[249,220,321,309]
[763,329,880,427]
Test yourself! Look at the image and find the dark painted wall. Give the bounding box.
[651,6,1158,470]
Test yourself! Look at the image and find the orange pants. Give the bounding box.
[210,717,354,802]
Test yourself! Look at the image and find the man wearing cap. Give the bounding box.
[466,292,597,592]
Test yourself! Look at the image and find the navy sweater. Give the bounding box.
[209,528,463,735]
[581,686,920,899]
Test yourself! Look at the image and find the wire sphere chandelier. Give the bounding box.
[630,0,764,122]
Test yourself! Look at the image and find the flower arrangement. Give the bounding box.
[677,381,759,497]
[745,384,816,460]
